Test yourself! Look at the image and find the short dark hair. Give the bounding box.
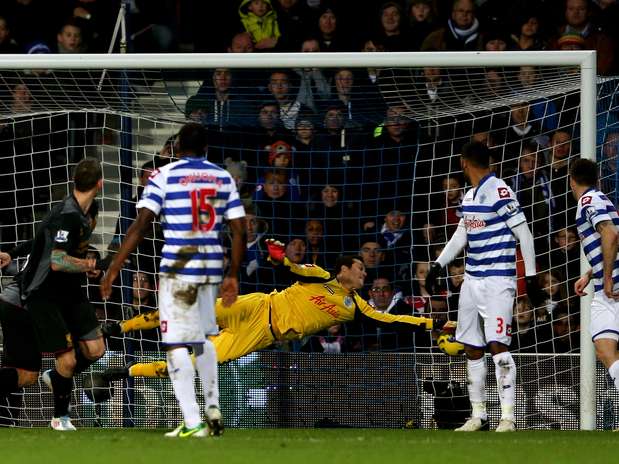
[333,255,363,275]
[461,141,490,168]
[73,157,102,192]
[177,122,207,156]
[569,158,598,187]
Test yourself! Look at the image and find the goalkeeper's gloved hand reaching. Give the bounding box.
[265,238,286,263]
[425,262,442,295]
[525,275,547,307]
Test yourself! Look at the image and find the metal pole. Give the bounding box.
[579,51,598,431]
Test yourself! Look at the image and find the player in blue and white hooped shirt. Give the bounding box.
[101,123,245,438]
[425,142,543,433]
[571,158,619,398]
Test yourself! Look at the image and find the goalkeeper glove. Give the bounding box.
[265,238,286,263]
[425,262,442,295]
[525,275,546,307]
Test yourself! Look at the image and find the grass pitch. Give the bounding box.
[0,428,614,464]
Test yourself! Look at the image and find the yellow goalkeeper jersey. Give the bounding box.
[267,258,431,341]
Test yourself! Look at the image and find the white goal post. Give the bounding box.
[0,50,597,429]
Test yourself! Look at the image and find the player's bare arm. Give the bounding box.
[50,249,96,273]
[595,219,619,299]
[220,217,246,307]
[574,269,593,296]
[100,207,156,299]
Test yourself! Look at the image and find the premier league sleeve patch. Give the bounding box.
[581,196,592,205]
[497,187,510,199]
[54,230,69,243]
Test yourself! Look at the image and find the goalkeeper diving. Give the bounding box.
[102,239,433,378]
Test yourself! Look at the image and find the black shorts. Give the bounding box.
[26,290,101,354]
[0,300,41,372]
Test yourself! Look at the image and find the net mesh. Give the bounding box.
[0,62,617,428]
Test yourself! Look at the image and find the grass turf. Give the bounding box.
[0,428,615,464]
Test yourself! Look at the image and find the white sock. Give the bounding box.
[167,348,201,428]
[493,351,516,421]
[195,340,219,409]
[609,359,619,391]
[467,357,487,420]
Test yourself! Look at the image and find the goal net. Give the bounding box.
[0,52,612,430]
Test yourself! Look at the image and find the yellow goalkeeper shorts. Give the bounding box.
[211,292,276,363]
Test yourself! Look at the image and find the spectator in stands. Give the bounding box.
[407,0,437,50]
[509,13,547,51]
[539,269,569,317]
[294,38,331,113]
[483,26,509,51]
[516,66,560,132]
[238,0,281,51]
[428,175,463,245]
[308,183,356,249]
[285,237,306,264]
[505,140,552,262]
[368,105,416,213]
[0,16,19,53]
[417,66,449,105]
[268,70,311,131]
[356,276,416,351]
[511,295,553,353]
[360,238,385,272]
[446,259,464,319]
[315,5,350,52]
[421,0,483,51]
[547,129,578,231]
[500,101,542,174]
[551,301,580,353]
[548,227,580,293]
[378,209,411,277]
[227,32,255,53]
[550,0,614,75]
[360,38,385,85]
[253,168,302,239]
[1,0,56,49]
[239,205,271,293]
[305,219,328,267]
[304,323,349,353]
[195,68,255,130]
[56,19,85,53]
[600,130,619,196]
[377,2,412,52]
[273,0,311,51]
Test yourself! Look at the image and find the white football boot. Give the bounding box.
[495,419,516,432]
[50,416,76,431]
[454,417,489,432]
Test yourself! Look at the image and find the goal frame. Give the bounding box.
[0,50,597,429]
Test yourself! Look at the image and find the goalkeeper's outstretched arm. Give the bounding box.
[355,295,433,331]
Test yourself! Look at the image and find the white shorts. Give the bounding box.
[455,276,516,348]
[158,276,218,345]
[591,292,619,342]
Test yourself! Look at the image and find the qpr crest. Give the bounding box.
[344,296,354,309]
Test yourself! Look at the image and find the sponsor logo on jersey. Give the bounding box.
[464,217,486,230]
[581,196,592,205]
[179,172,223,186]
[309,295,339,318]
[55,230,69,243]
[498,187,510,198]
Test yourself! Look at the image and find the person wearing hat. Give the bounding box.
[550,0,614,74]
[407,0,438,50]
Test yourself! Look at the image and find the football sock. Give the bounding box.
[0,368,19,394]
[467,358,487,420]
[493,351,516,421]
[128,361,168,378]
[167,348,201,429]
[49,369,73,418]
[73,348,95,374]
[608,359,619,391]
[121,311,160,333]
[195,340,219,408]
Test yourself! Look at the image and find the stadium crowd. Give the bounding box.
[2,0,618,355]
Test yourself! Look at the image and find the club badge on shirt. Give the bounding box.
[55,230,69,243]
